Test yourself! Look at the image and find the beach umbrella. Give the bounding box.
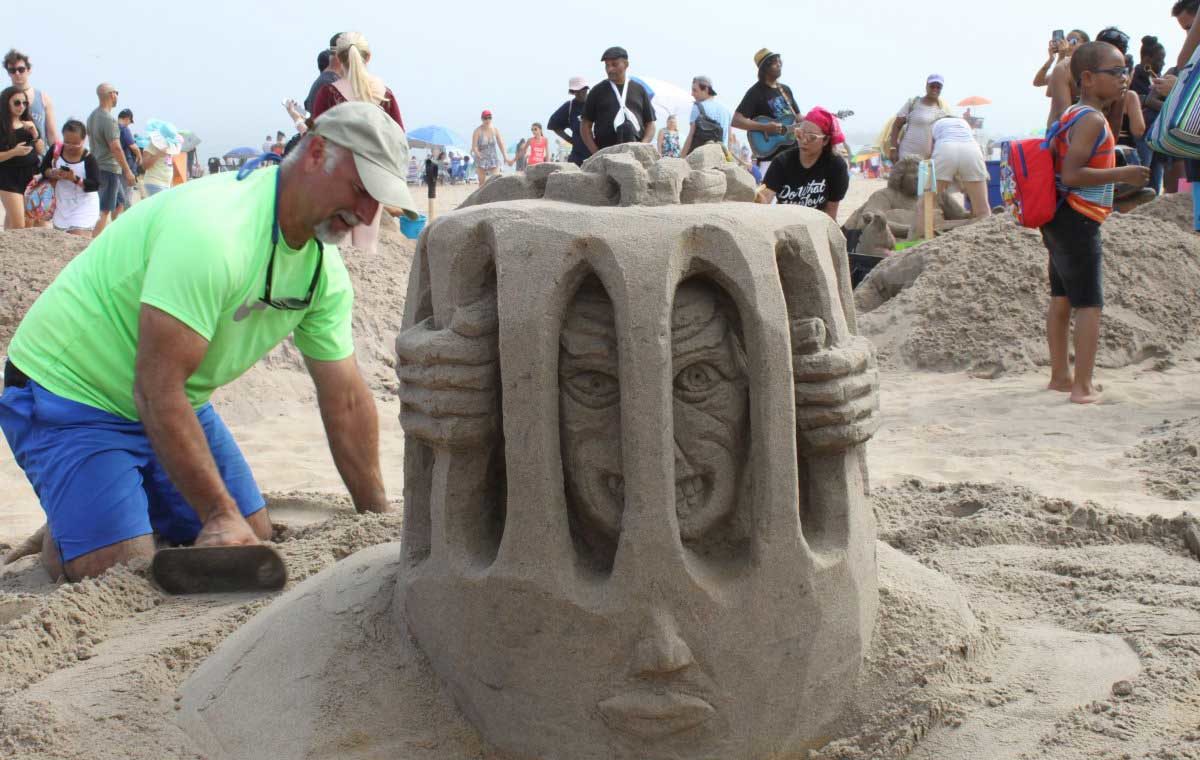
[408,125,464,149]
[179,130,202,154]
[957,96,992,107]
[224,146,258,159]
[636,76,694,123]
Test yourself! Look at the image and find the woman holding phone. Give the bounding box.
[0,85,43,229]
[41,119,100,236]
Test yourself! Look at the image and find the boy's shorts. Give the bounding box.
[1040,203,1104,308]
[0,376,264,563]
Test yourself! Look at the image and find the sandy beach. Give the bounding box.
[2,175,1198,759]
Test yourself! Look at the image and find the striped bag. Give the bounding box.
[1147,46,1200,158]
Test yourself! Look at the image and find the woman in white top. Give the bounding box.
[40,119,100,236]
[930,115,990,220]
[888,74,949,161]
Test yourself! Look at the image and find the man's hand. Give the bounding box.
[123,167,135,185]
[396,294,499,449]
[791,318,880,454]
[195,509,260,547]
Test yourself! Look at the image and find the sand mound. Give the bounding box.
[0,229,90,350]
[0,227,414,419]
[1130,190,1193,233]
[857,213,1200,375]
[1127,416,1200,501]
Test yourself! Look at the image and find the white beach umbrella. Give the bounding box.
[637,76,695,124]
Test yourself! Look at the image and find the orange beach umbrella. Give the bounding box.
[957,96,992,107]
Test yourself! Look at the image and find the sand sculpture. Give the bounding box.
[856,210,897,255]
[180,144,885,758]
[843,157,970,246]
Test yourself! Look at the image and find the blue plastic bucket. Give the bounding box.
[400,214,427,239]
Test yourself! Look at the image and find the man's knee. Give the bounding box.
[62,535,155,581]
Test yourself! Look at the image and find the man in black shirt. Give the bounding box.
[580,46,657,154]
[734,48,801,170]
[548,76,592,166]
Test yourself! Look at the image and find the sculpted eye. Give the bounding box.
[674,362,722,401]
[565,370,619,408]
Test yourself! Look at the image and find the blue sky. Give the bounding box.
[8,0,1189,160]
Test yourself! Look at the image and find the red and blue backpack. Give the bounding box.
[1000,107,1099,228]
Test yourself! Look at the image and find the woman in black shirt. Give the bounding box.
[0,85,43,229]
[756,107,849,219]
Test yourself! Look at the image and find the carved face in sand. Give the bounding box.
[398,203,879,760]
[559,277,748,560]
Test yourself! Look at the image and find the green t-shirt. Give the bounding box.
[8,166,354,420]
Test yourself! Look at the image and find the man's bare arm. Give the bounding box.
[304,354,388,513]
[134,305,258,544]
[579,118,599,154]
[641,121,656,144]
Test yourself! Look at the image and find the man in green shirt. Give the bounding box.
[0,102,419,581]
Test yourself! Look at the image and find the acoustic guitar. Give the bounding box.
[748,109,855,159]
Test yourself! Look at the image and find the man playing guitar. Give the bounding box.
[733,48,802,177]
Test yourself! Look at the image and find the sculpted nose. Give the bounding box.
[631,613,696,678]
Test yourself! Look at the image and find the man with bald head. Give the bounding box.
[87,82,135,236]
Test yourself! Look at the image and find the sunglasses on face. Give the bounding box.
[797,132,826,143]
[11,100,27,107]
[7,66,28,74]
[1094,66,1130,78]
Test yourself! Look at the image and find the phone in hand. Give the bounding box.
[1052,29,1065,43]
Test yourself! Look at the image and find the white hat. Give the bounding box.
[311,102,420,219]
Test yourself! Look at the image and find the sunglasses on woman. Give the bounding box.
[11,100,27,107]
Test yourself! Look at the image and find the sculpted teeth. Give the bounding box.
[607,475,705,508]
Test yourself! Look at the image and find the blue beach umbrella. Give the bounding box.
[408,125,464,149]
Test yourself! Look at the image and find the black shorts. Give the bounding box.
[1040,203,1104,308]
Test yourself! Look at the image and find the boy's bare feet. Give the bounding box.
[1047,377,1074,392]
[1070,387,1103,404]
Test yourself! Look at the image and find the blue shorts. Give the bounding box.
[0,379,264,563]
[97,170,127,213]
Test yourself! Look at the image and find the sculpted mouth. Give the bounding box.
[604,474,710,513]
[598,689,716,738]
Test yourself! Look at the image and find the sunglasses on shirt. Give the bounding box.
[261,238,323,310]
[6,66,28,74]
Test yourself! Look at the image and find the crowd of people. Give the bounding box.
[0,48,201,237]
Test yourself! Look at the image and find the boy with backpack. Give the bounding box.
[1042,41,1149,404]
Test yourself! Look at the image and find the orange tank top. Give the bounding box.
[1053,105,1116,223]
